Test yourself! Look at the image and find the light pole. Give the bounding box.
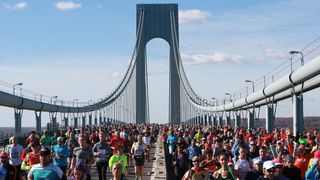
[211,97,218,106]
[13,82,23,95]
[245,80,255,94]
[50,96,58,104]
[290,50,304,66]
[225,93,232,103]
[73,99,79,107]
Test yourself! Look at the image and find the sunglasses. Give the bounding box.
[192,160,199,163]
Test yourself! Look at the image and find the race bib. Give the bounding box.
[98,149,106,154]
[11,151,19,159]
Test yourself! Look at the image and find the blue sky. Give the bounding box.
[0,0,320,127]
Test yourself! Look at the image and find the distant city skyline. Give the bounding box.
[0,0,320,127]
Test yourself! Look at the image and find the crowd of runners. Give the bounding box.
[1,123,320,180]
[162,125,320,180]
[0,124,160,180]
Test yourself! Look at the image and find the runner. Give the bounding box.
[52,136,69,174]
[131,135,148,180]
[109,146,128,180]
[6,136,23,177]
[70,134,94,180]
[0,151,19,180]
[28,147,64,180]
[93,132,112,180]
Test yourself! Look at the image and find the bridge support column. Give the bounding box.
[212,115,217,126]
[266,104,275,133]
[204,114,208,126]
[94,111,98,125]
[88,113,92,127]
[74,114,78,128]
[218,115,223,126]
[247,110,254,129]
[293,94,304,136]
[14,109,23,135]
[35,111,41,132]
[208,115,212,126]
[200,114,204,125]
[99,111,102,125]
[63,114,68,128]
[235,113,241,128]
[82,114,86,128]
[226,112,231,126]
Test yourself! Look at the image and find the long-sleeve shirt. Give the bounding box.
[305,163,319,180]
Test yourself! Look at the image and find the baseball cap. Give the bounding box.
[0,151,8,159]
[192,156,200,162]
[57,137,64,142]
[253,158,263,165]
[263,160,275,170]
[39,147,51,156]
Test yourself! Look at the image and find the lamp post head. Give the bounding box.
[289,50,304,66]
[289,50,300,55]
[245,80,252,83]
[15,82,23,86]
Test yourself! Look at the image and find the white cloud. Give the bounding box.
[254,48,289,62]
[3,2,27,10]
[181,52,244,64]
[55,1,81,11]
[179,9,210,24]
[263,48,288,59]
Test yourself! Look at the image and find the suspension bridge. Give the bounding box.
[1,3,320,179]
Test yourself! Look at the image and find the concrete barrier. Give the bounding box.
[151,136,166,180]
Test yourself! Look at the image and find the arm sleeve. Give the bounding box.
[305,163,317,179]
[269,144,278,158]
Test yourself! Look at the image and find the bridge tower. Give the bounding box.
[136,4,180,124]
